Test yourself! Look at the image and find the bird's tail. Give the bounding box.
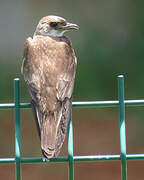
[41,112,58,158]
[41,98,72,159]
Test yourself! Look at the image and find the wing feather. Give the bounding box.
[22,37,42,133]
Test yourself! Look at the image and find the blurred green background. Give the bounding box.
[1,0,144,179]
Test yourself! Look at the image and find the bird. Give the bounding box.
[21,15,79,158]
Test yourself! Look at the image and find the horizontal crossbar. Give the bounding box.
[1,100,144,109]
[0,154,144,164]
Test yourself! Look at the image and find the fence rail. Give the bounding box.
[0,75,144,180]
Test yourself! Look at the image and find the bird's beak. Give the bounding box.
[63,22,79,30]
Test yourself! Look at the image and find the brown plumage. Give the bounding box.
[21,15,79,158]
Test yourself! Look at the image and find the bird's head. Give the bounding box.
[34,15,79,37]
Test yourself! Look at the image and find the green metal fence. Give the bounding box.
[1,75,144,180]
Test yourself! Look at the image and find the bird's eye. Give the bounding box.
[50,22,58,27]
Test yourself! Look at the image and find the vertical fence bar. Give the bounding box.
[14,78,21,180]
[118,75,127,180]
[68,111,74,180]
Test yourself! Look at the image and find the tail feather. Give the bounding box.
[41,113,57,158]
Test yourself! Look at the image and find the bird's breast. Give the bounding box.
[30,36,72,74]
[27,36,74,88]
